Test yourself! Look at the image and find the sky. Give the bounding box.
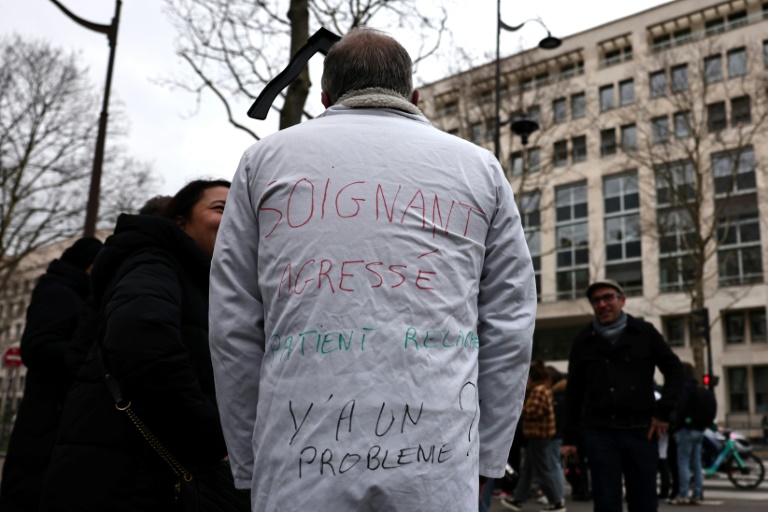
[1,0,671,196]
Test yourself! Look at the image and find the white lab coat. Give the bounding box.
[210,105,536,511]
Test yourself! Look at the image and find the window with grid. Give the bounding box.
[600,84,615,112]
[571,92,586,119]
[727,367,748,412]
[553,140,569,167]
[484,119,495,142]
[527,147,541,173]
[553,97,567,124]
[731,96,751,126]
[728,10,748,29]
[527,106,541,125]
[656,162,696,292]
[518,191,542,301]
[556,182,589,300]
[671,64,688,92]
[663,316,686,347]
[619,79,634,106]
[621,124,637,151]
[600,128,617,156]
[652,116,669,144]
[673,28,692,45]
[755,366,768,413]
[724,309,767,344]
[712,146,755,196]
[604,172,642,295]
[707,101,727,132]
[705,55,723,83]
[571,135,587,163]
[705,17,725,37]
[470,123,483,144]
[717,204,763,287]
[650,70,666,98]
[728,47,747,78]
[510,151,523,176]
[674,111,691,138]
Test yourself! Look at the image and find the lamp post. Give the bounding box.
[50,0,122,237]
[494,1,561,159]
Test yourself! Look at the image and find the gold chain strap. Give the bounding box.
[118,401,193,483]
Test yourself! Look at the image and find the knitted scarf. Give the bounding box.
[336,87,422,115]
[592,311,628,345]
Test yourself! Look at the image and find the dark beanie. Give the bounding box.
[60,237,103,270]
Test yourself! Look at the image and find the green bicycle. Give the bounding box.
[702,428,765,489]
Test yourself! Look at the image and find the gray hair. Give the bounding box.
[321,27,413,104]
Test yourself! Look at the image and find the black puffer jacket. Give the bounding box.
[563,314,683,445]
[0,259,90,512]
[40,215,227,512]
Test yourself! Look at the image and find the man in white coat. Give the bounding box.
[210,27,536,512]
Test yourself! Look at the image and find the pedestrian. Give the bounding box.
[209,27,537,512]
[0,237,102,512]
[501,360,566,511]
[547,365,567,504]
[561,280,683,512]
[671,362,717,505]
[40,180,246,512]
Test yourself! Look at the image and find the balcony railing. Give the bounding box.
[650,11,766,53]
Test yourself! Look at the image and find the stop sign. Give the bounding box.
[3,346,22,369]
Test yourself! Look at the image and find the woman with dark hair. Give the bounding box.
[41,179,234,512]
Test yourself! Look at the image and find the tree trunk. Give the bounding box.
[280,0,311,129]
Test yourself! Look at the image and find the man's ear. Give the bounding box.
[410,89,420,106]
[321,91,333,108]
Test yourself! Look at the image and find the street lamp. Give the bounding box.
[494,1,561,159]
[50,0,122,237]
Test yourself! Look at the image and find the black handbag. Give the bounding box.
[98,350,250,512]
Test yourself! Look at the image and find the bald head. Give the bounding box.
[320,27,414,105]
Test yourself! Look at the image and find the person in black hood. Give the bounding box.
[40,179,231,512]
[0,237,102,512]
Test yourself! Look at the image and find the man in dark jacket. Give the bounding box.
[561,280,683,512]
[0,237,102,512]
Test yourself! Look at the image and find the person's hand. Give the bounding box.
[560,444,578,462]
[648,417,669,441]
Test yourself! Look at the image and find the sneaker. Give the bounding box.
[690,497,703,506]
[540,503,566,512]
[536,495,549,505]
[670,497,690,505]
[493,489,514,500]
[500,498,524,511]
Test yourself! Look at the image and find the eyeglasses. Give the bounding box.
[589,293,620,306]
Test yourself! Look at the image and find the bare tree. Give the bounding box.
[162,0,448,137]
[0,35,158,294]
[610,37,768,377]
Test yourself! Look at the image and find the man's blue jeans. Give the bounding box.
[584,428,658,512]
[547,438,565,500]
[674,428,704,499]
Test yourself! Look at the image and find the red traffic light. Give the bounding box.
[703,374,710,386]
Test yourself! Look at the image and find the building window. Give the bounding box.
[527,147,541,173]
[553,140,569,167]
[553,97,568,124]
[571,92,586,119]
[619,79,634,106]
[704,55,723,83]
[556,182,589,300]
[470,123,483,144]
[728,47,747,78]
[707,101,727,132]
[518,191,541,300]
[650,70,666,98]
[705,17,725,37]
[717,212,763,287]
[621,124,637,151]
[673,28,692,46]
[652,34,671,52]
[604,172,642,294]
[764,40,768,68]
[600,84,615,112]
[755,366,768,413]
[437,101,458,117]
[656,159,695,206]
[484,119,495,142]
[652,116,669,144]
[602,46,632,67]
[510,151,523,176]
[728,367,748,412]
[664,316,686,347]
[671,64,688,92]
[731,96,751,127]
[725,309,767,344]
[674,111,691,138]
[571,135,587,163]
[600,128,617,157]
[712,146,755,196]
[727,10,748,30]
[527,106,541,125]
[559,61,584,79]
[656,161,696,293]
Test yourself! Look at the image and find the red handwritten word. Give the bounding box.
[258,178,486,240]
[278,257,437,298]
